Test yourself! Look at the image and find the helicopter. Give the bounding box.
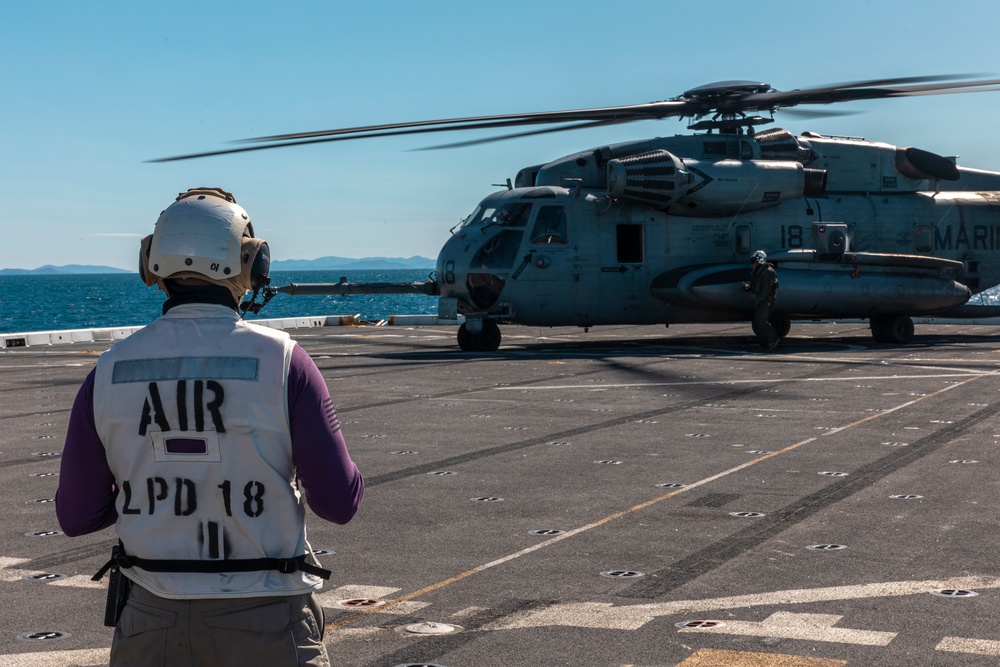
[156,75,1000,351]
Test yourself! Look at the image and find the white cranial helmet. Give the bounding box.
[138,187,270,304]
[751,250,767,265]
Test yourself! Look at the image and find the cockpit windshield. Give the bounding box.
[461,202,533,230]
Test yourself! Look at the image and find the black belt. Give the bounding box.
[93,543,331,582]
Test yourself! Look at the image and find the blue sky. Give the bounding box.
[4,0,1000,270]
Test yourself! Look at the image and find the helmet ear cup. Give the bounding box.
[138,235,156,287]
[241,238,271,291]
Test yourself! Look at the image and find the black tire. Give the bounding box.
[885,315,914,343]
[770,316,791,339]
[476,320,502,352]
[870,315,913,344]
[456,321,502,352]
[457,323,476,351]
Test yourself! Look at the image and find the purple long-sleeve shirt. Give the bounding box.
[56,344,363,536]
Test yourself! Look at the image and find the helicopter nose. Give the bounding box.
[437,237,466,297]
[437,226,525,312]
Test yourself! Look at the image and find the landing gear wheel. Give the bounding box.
[476,320,502,351]
[457,323,475,351]
[752,315,789,340]
[457,321,502,352]
[770,315,791,339]
[870,315,914,343]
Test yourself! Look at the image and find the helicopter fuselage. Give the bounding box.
[157,74,1000,350]
[436,130,1000,341]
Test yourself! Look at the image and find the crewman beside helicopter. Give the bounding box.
[744,250,779,351]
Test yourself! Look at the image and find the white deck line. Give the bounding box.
[0,314,463,348]
[2,315,995,349]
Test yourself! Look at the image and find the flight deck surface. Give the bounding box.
[2,321,999,666]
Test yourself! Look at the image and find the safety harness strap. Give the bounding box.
[92,543,331,582]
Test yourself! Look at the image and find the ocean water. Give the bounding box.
[0,270,437,334]
[3,269,999,335]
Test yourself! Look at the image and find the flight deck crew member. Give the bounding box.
[744,249,780,350]
[55,188,363,667]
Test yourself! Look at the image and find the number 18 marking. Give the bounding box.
[781,225,804,248]
[218,480,266,518]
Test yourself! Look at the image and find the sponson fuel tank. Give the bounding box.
[652,250,971,317]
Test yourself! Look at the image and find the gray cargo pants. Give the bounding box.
[110,583,329,667]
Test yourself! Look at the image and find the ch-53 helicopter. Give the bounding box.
[157,75,1000,351]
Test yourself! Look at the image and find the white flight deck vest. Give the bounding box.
[93,303,321,599]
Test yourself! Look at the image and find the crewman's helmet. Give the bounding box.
[751,250,767,265]
[138,187,270,304]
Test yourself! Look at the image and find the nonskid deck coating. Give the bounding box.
[2,321,1000,666]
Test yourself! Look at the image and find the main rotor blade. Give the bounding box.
[780,108,861,120]
[240,101,692,144]
[880,84,1000,98]
[149,102,692,162]
[741,76,1000,111]
[776,73,984,93]
[414,118,637,151]
[149,74,1000,162]
[148,112,677,162]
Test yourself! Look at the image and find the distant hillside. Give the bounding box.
[0,265,132,276]
[271,256,434,271]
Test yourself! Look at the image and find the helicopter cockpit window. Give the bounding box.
[460,204,486,229]
[472,230,524,271]
[529,206,568,245]
[463,202,533,230]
